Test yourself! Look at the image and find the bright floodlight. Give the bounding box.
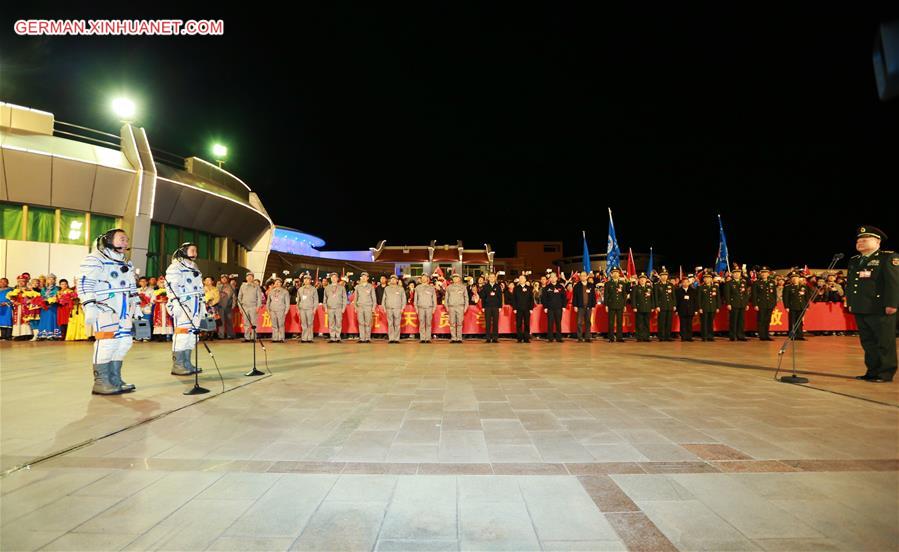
[212,144,228,158]
[112,98,136,121]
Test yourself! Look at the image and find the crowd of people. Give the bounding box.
[8,225,890,395]
[0,263,849,343]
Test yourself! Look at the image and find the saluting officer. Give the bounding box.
[751,267,777,341]
[353,272,377,343]
[381,274,406,343]
[782,271,811,340]
[238,273,264,342]
[847,226,898,383]
[604,267,629,342]
[296,274,319,343]
[654,268,676,341]
[323,272,347,342]
[413,274,437,343]
[723,267,751,341]
[632,273,655,342]
[266,277,291,343]
[512,273,535,343]
[445,273,469,343]
[698,273,720,341]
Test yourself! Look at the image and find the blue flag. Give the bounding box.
[582,231,591,273]
[715,214,730,274]
[606,208,620,275]
[647,247,654,277]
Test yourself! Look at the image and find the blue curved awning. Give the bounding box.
[272,226,326,253]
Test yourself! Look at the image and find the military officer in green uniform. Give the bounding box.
[751,267,777,341]
[632,273,655,341]
[782,271,812,340]
[698,273,720,341]
[604,267,629,342]
[847,226,898,383]
[723,267,751,341]
[654,268,676,341]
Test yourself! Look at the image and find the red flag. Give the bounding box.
[435,266,445,278]
[626,248,636,278]
[803,264,810,276]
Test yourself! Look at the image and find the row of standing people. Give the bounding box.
[249,265,818,345]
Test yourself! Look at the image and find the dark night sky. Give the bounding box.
[2,5,897,270]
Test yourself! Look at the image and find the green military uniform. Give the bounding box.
[751,268,777,341]
[698,276,720,341]
[782,274,812,340]
[604,269,629,342]
[847,226,899,383]
[632,274,655,342]
[654,270,676,341]
[723,270,751,341]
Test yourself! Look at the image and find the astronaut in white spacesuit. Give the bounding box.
[165,243,206,375]
[78,229,140,395]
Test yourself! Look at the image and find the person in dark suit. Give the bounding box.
[480,273,503,343]
[571,271,596,342]
[675,276,697,341]
[541,272,566,342]
[511,274,535,342]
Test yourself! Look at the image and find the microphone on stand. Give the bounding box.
[775,252,845,383]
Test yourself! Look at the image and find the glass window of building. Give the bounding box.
[59,210,87,245]
[26,206,55,243]
[0,203,24,240]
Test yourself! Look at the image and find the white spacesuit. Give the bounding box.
[78,229,139,395]
[165,243,206,375]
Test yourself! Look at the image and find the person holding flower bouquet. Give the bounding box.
[65,294,90,341]
[56,279,78,339]
[136,276,154,342]
[20,278,47,341]
[0,277,12,340]
[37,273,61,339]
[6,274,33,338]
[152,276,173,341]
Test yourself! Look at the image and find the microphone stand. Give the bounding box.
[236,298,265,377]
[776,253,844,384]
[166,279,212,395]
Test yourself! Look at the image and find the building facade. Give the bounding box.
[0,101,274,282]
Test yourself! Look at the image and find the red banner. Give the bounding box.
[232,302,857,335]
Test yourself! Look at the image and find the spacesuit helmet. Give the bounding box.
[97,228,128,254]
[172,242,198,262]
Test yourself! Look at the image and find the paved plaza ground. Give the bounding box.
[1,336,897,551]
